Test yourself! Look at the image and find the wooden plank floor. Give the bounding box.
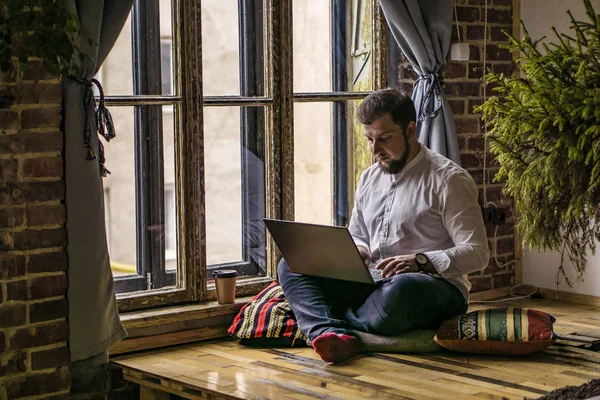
[113,297,600,399]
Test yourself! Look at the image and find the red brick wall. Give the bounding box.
[0,63,139,400]
[0,62,70,398]
[0,62,140,399]
[394,0,516,293]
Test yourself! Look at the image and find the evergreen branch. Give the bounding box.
[480,0,600,286]
[487,137,529,167]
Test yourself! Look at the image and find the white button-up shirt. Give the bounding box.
[348,145,490,301]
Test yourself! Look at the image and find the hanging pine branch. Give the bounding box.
[477,0,600,287]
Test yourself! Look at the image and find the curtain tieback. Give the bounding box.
[416,73,443,122]
[69,76,116,177]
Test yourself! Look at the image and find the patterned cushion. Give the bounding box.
[228,282,308,347]
[434,308,557,355]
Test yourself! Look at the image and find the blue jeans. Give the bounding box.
[278,259,468,341]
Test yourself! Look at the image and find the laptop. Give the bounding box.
[263,218,383,284]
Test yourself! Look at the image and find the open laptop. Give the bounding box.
[263,218,383,284]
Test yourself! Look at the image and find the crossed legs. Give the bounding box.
[278,259,467,362]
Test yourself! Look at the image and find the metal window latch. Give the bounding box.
[146,272,153,290]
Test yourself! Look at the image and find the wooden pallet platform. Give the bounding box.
[113,297,600,399]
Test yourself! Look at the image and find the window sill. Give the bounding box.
[119,296,248,330]
[111,298,249,356]
[110,277,275,355]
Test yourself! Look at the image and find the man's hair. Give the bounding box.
[357,88,416,129]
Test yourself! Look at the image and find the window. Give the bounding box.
[292,0,388,226]
[100,0,181,300]
[101,0,389,311]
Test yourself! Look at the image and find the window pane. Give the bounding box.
[164,186,176,259]
[104,106,137,280]
[163,106,177,272]
[99,10,134,95]
[293,0,374,93]
[201,0,264,97]
[204,106,266,278]
[293,1,331,93]
[349,100,372,216]
[294,102,333,224]
[160,39,173,95]
[294,101,369,225]
[105,105,179,294]
[97,0,175,96]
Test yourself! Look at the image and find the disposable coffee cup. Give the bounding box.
[213,270,237,304]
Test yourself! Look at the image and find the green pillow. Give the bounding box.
[352,329,443,353]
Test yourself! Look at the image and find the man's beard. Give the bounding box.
[378,134,410,174]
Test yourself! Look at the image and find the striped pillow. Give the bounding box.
[228,282,308,347]
[434,308,557,355]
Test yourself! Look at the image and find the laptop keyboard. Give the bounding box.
[369,268,384,282]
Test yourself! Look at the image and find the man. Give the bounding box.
[278,88,490,363]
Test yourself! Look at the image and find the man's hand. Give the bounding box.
[357,246,371,266]
[375,254,419,278]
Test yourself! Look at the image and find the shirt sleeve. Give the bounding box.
[348,172,370,250]
[425,171,490,277]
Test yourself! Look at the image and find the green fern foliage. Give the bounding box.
[476,0,600,286]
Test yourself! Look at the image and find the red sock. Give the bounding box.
[312,333,360,363]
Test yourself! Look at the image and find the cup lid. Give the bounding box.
[213,270,238,278]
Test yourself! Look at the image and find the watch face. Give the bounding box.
[416,254,427,265]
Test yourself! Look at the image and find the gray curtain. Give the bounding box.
[63,0,134,364]
[378,0,460,164]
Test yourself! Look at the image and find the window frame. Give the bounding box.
[105,0,389,312]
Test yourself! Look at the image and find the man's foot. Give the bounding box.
[312,333,361,363]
